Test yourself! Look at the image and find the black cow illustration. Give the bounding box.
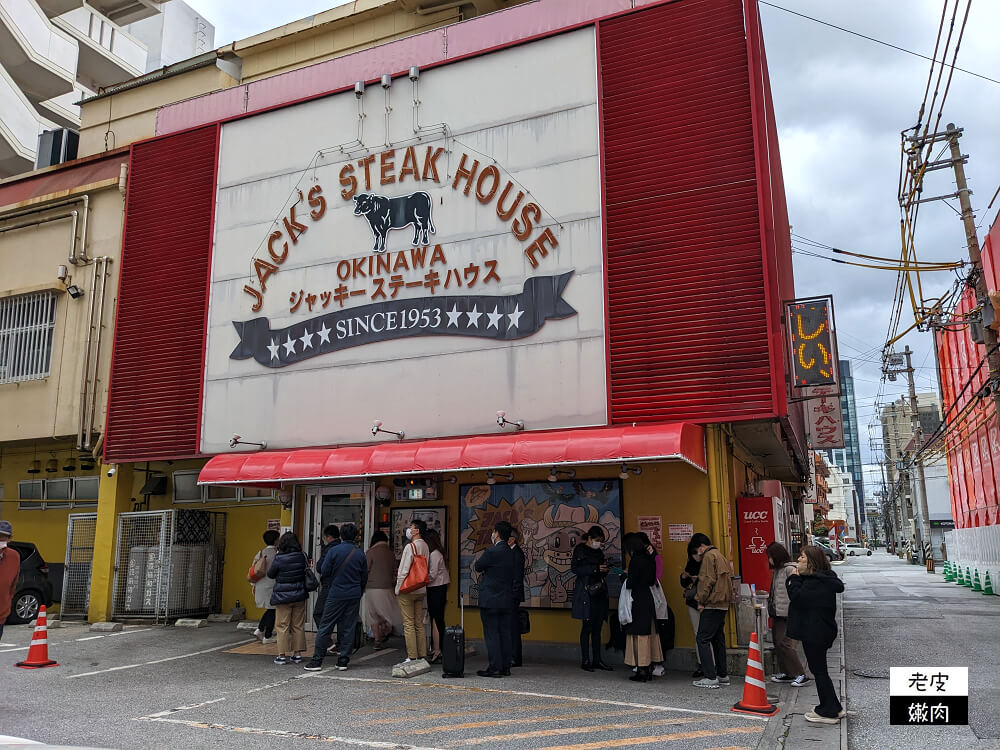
[353,191,436,253]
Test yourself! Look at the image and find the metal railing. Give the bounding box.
[0,291,56,384]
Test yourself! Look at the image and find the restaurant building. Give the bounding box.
[84,0,807,650]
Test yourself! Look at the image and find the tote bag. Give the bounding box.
[617,583,633,626]
[651,580,669,620]
[399,543,429,593]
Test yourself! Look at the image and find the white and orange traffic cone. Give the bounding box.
[15,605,59,669]
[731,631,778,716]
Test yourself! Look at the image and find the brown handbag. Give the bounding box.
[399,543,429,593]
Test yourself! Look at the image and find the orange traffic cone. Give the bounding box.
[731,631,778,716]
[15,605,58,669]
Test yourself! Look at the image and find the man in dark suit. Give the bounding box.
[474,520,515,677]
[508,529,526,668]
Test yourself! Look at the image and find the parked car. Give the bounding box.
[811,537,844,561]
[844,542,871,556]
[5,542,54,625]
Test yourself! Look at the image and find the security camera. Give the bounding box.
[107,464,117,477]
[230,434,241,448]
[371,420,383,436]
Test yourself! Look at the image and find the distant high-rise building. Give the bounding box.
[824,359,865,531]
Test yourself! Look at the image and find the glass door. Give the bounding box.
[302,483,374,630]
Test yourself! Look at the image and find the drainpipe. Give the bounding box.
[0,195,89,264]
[84,257,112,450]
[78,258,101,451]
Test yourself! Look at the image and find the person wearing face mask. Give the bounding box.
[395,519,430,664]
[473,520,516,677]
[571,525,613,672]
[0,521,19,643]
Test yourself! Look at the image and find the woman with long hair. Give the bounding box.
[787,546,845,723]
[364,530,402,649]
[622,533,661,682]
[424,528,450,664]
[571,525,612,672]
[266,531,309,665]
[680,537,703,678]
[766,542,809,687]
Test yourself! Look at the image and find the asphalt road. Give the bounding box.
[841,551,1000,750]
[0,619,769,750]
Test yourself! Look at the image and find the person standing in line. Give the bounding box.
[424,528,450,664]
[266,532,309,665]
[766,542,810,687]
[305,523,368,672]
[0,521,21,643]
[395,519,430,664]
[787,546,845,724]
[680,538,703,678]
[508,528,526,668]
[623,534,662,682]
[474,520,515,677]
[691,532,733,689]
[636,531,671,677]
[313,524,340,628]
[364,530,401,649]
[571,525,613,672]
[252,529,280,644]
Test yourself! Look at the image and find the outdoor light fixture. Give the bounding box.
[496,410,524,431]
[371,420,405,440]
[62,458,77,472]
[57,265,68,281]
[107,464,117,477]
[45,458,58,473]
[486,471,514,485]
[619,464,642,480]
[441,475,458,484]
[27,460,41,475]
[547,467,576,483]
[354,80,365,97]
[230,434,267,450]
[66,284,84,299]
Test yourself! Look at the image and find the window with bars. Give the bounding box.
[0,291,57,384]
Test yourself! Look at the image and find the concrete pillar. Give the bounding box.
[88,463,134,623]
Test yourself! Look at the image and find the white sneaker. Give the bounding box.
[791,675,812,687]
[804,710,839,724]
[262,636,277,644]
[652,665,665,677]
[252,628,263,639]
[771,673,794,683]
[403,658,413,664]
[693,677,720,689]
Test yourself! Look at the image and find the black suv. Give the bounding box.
[5,542,54,624]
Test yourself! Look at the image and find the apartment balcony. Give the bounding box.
[0,0,78,104]
[37,82,90,128]
[0,63,45,177]
[33,0,80,17]
[85,0,162,25]
[53,5,146,89]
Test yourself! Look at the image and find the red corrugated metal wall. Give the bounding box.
[104,125,218,462]
[599,0,781,424]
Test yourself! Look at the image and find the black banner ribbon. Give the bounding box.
[230,271,577,368]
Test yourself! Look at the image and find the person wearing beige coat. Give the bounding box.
[766,542,809,686]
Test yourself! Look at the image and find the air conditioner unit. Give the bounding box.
[34,129,79,169]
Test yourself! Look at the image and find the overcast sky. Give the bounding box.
[189,0,1000,496]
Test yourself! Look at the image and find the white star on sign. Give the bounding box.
[507,304,524,330]
[486,306,503,330]
[299,328,314,350]
[266,338,280,361]
[466,305,482,328]
[283,334,297,356]
[317,322,332,344]
[446,304,462,327]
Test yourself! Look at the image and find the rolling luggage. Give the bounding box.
[442,595,466,678]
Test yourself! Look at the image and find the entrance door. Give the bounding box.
[302,484,374,630]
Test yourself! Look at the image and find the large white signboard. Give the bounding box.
[202,29,606,453]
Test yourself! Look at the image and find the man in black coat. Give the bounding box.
[508,528,526,668]
[474,520,515,677]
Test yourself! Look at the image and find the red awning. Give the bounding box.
[198,423,706,485]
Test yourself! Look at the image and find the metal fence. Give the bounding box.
[61,513,98,619]
[944,525,1000,594]
[111,509,226,622]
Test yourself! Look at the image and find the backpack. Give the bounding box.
[248,549,268,583]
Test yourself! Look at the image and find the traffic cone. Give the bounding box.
[954,566,963,585]
[983,572,995,596]
[15,605,58,669]
[731,631,779,716]
[965,567,975,588]
[972,570,983,592]
[946,562,954,580]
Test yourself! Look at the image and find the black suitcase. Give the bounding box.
[442,595,466,678]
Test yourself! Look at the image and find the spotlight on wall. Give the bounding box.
[230,434,267,450]
[619,463,642,480]
[27,460,41,475]
[66,284,84,299]
[45,458,58,473]
[441,475,458,484]
[371,420,405,440]
[409,66,420,81]
[107,464,117,477]
[495,410,524,431]
[547,467,576,483]
[486,470,514,486]
[354,80,365,97]
[62,458,77,472]
[381,74,392,89]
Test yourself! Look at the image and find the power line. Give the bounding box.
[759,1,1000,85]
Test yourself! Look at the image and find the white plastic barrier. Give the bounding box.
[944,526,1000,594]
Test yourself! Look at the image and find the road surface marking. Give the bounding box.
[536,727,763,750]
[66,639,254,678]
[311,675,771,721]
[404,709,655,735]
[354,647,398,663]
[245,666,337,695]
[142,698,228,719]
[447,718,730,746]
[365,702,585,724]
[75,636,105,641]
[134,717,446,749]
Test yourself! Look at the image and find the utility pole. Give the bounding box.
[946,123,1000,426]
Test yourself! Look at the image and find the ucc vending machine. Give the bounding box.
[735,494,788,592]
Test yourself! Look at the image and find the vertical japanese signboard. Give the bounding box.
[806,385,845,449]
[786,297,837,387]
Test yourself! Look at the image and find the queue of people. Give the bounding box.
[247,522,844,723]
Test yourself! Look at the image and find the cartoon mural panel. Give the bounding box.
[459,480,623,609]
